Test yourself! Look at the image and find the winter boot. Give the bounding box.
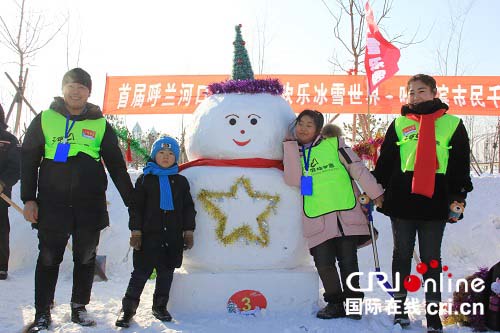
[152,295,172,322]
[393,297,410,328]
[152,306,172,322]
[115,297,139,328]
[27,311,51,332]
[316,302,346,319]
[426,312,443,333]
[344,291,364,320]
[71,305,96,326]
[393,312,410,327]
[346,312,362,320]
[0,271,7,280]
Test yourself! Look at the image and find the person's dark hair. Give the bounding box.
[62,68,92,93]
[407,74,437,93]
[290,109,324,134]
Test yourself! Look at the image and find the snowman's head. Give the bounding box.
[186,93,295,160]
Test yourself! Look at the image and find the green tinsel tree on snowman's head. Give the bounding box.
[232,24,254,80]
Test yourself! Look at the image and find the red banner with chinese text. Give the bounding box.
[103,75,500,116]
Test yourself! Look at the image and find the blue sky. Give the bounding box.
[1,0,499,135]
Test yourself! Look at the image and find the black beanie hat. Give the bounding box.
[62,68,92,93]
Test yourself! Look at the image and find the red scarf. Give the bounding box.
[179,158,284,172]
[406,109,446,198]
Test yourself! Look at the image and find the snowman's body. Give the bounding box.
[170,93,318,313]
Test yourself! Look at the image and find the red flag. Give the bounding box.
[364,1,400,93]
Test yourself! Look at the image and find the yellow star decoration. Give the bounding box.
[198,176,280,247]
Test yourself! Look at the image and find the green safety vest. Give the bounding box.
[41,109,106,161]
[300,137,356,218]
[395,114,460,174]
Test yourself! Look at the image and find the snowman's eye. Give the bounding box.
[229,118,237,125]
[250,118,258,125]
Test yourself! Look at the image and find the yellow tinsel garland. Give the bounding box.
[198,176,280,247]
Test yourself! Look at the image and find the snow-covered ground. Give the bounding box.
[1,171,499,332]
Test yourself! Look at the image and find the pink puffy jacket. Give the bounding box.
[283,135,384,249]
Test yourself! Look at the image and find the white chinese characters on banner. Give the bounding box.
[114,80,500,111]
[115,82,208,110]
[117,83,132,109]
[487,85,500,108]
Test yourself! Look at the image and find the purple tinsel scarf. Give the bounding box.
[208,78,283,95]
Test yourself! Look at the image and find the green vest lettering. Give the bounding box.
[41,109,106,161]
[300,137,356,218]
[395,114,460,174]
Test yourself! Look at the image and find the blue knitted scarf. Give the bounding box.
[143,161,179,210]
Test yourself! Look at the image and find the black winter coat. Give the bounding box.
[21,97,133,232]
[0,128,20,208]
[129,173,196,268]
[373,99,473,221]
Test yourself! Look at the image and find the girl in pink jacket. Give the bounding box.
[283,109,384,320]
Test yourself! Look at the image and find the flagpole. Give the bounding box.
[367,78,371,117]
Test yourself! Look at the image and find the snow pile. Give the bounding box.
[0,173,498,332]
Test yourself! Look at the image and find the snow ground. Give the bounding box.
[1,171,499,332]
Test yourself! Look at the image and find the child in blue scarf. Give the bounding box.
[116,136,196,327]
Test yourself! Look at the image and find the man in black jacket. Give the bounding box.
[0,103,21,281]
[21,68,133,332]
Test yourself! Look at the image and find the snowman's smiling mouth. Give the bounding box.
[233,139,251,146]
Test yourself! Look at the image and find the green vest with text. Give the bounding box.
[395,114,460,174]
[300,137,356,218]
[41,109,106,161]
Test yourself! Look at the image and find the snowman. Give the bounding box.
[169,25,318,314]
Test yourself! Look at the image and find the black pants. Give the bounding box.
[391,217,446,303]
[123,243,175,309]
[0,205,9,272]
[34,229,100,312]
[310,236,363,303]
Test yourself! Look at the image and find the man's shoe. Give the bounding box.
[0,271,7,280]
[394,312,410,327]
[346,313,362,320]
[71,306,96,326]
[426,313,443,333]
[152,306,172,322]
[316,302,346,319]
[115,309,135,328]
[27,311,51,332]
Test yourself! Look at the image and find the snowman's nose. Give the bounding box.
[240,130,245,134]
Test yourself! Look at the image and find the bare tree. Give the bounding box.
[321,0,428,142]
[251,2,274,75]
[65,11,82,71]
[434,1,492,174]
[321,0,426,75]
[0,0,67,136]
[436,0,475,76]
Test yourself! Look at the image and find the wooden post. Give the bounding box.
[470,152,482,176]
[352,114,357,143]
[497,117,500,173]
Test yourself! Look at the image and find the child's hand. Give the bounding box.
[183,230,194,250]
[130,230,142,250]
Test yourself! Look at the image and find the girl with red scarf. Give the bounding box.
[373,74,473,333]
